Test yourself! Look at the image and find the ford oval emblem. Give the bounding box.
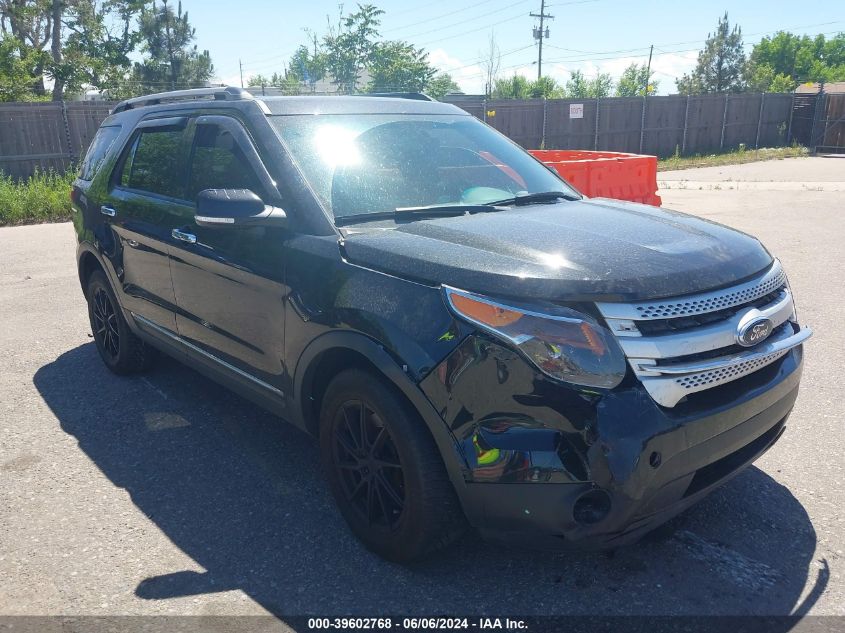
[737,317,774,347]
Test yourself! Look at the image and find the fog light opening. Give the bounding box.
[649,451,662,468]
[573,489,612,525]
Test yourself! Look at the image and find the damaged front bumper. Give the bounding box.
[420,335,804,549]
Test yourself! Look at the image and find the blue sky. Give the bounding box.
[187,0,843,94]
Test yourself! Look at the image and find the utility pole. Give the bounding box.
[531,0,554,80]
[644,44,653,96]
[239,59,244,89]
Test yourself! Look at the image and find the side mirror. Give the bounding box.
[195,189,287,228]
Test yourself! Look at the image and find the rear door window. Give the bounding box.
[79,125,121,181]
[118,128,186,199]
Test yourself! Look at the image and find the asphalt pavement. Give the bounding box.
[0,156,843,622]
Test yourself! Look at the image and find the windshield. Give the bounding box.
[270,113,578,222]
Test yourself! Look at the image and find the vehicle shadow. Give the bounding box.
[34,343,826,620]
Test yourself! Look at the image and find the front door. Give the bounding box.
[167,115,288,392]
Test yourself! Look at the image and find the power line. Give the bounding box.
[441,44,536,74]
[401,1,531,41]
[415,11,528,47]
[382,0,502,34]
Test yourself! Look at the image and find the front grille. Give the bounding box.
[636,289,783,336]
[674,349,789,391]
[629,267,787,319]
[595,260,809,408]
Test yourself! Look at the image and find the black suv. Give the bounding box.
[72,86,811,562]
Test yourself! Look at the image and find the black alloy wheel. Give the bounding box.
[92,287,120,361]
[86,270,155,375]
[332,400,406,530]
[319,369,466,562]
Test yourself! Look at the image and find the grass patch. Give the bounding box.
[658,145,808,172]
[0,169,75,226]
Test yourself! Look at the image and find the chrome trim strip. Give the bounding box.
[596,260,786,321]
[634,325,811,376]
[132,313,284,398]
[616,290,794,361]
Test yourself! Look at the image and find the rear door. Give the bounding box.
[167,115,288,392]
[106,117,192,334]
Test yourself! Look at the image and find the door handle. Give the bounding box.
[171,228,197,244]
[100,205,116,217]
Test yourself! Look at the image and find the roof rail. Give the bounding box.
[362,92,435,101]
[111,86,255,114]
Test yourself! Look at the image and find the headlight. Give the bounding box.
[444,287,627,389]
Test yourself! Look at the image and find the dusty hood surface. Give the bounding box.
[340,198,773,302]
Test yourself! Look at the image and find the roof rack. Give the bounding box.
[362,92,435,101]
[111,86,255,114]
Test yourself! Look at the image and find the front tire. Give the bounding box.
[319,369,466,562]
[86,270,155,375]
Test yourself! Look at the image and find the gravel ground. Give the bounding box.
[0,156,842,622]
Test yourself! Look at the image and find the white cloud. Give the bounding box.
[429,48,485,94]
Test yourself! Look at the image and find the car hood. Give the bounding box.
[340,198,773,302]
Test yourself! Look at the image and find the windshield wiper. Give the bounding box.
[489,191,580,206]
[334,203,504,227]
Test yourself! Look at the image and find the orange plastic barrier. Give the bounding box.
[529,150,662,207]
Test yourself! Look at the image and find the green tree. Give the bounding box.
[566,70,612,98]
[367,40,434,92]
[287,32,327,92]
[55,0,146,98]
[565,69,588,97]
[1,0,146,99]
[746,31,845,90]
[529,75,563,98]
[0,32,42,99]
[491,73,530,98]
[127,0,213,94]
[426,72,459,99]
[615,62,658,97]
[769,72,796,93]
[589,72,614,97]
[247,73,270,88]
[0,0,53,96]
[677,12,745,94]
[324,3,382,93]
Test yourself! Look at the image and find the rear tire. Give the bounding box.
[86,270,155,375]
[319,368,466,562]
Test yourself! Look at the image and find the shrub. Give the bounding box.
[0,169,75,226]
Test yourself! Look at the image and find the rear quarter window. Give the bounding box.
[79,125,121,181]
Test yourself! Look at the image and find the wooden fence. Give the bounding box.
[1,92,844,180]
[445,93,798,156]
[0,101,114,179]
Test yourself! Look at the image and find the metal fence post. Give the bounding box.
[60,100,75,164]
[808,92,823,154]
[786,92,796,146]
[719,94,729,150]
[754,93,765,152]
[594,97,600,150]
[541,98,547,149]
[482,99,487,124]
[681,95,690,155]
[639,95,646,154]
